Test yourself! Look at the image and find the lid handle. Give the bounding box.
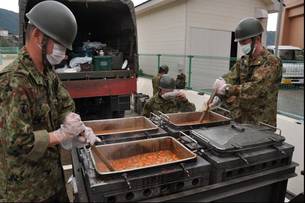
[231,124,245,132]
[258,122,282,136]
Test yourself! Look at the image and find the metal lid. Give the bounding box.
[191,123,285,153]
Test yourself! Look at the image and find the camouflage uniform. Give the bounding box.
[142,93,196,117]
[0,48,74,202]
[176,73,186,89]
[221,48,282,126]
[152,74,162,96]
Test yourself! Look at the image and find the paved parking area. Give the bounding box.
[278,87,304,117]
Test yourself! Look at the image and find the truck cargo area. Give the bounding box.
[20,0,138,120]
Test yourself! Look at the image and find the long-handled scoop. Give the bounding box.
[91,145,115,171]
[80,130,114,171]
[199,89,217,122]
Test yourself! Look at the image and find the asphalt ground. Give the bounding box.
[278,86,304,117]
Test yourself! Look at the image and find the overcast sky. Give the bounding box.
[0,0,278,31]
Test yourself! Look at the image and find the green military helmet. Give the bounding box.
[234,17,264,42]
[26,0,77,50]
[159,75,176,89]
[159,65,169,73]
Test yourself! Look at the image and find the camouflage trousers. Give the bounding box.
[41,187,70,203]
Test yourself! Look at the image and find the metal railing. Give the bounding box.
[0,47,19,54]
[0,47,19,65]
[138,53,237,91]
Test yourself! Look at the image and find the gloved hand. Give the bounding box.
[84,127,102,145]
[53,112,86,149]
[213,78,227,95]
[208,96,222,109]
[65,127,102,149]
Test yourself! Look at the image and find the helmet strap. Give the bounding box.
[249,37,256,56]
[41,35,52,74]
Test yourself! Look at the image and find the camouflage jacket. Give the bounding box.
[176,73,186,89]
[152,74,162,96]
[222,48,282,126]
[0,48,74,202]
[142,93,196,117]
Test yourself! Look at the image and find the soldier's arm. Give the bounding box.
[0,78,49,162]
[222,60,241,85]
[225,57,282,107]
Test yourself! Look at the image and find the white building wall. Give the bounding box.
[186,0,266,31]
[137,0,187,54]
[136,0,187,77]
[136,0,270,82]
[185,0,268,54]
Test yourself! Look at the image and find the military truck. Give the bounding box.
[19,0,138,120]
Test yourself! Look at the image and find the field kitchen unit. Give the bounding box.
[71,111,297,202]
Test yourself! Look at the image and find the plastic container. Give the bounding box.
[93,56,112,71]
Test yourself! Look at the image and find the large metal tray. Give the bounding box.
[84,116,159,136]
[90,136,197,175]
[162,111,231,128]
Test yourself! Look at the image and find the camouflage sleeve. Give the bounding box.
[226,57,282,107]
[222,60,241,85]
[142,99,153,118]
[0,77,49,162]
[56,78,75,124]
[177,100,196,112]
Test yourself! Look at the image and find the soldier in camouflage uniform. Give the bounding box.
[0,1,100,202]
[152,65,169,95]
[175,68,186,89]
[143,75,195,117]
[209,17,282,127]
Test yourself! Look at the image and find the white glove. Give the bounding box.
[161,90,179,100]
[213,78,227,95]
[53,112,86,149]
[84,127,102,145]
[71,134,87,148]
[208,96,222,109]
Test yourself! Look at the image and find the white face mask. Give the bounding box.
[241,43,256,55]
[161,90,179,100]
[46,43,66,65]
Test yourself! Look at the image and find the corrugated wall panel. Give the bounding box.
[137,1,187,54]
[136,0,269,87]
[137,1,187,76]
[186,0,267,32]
